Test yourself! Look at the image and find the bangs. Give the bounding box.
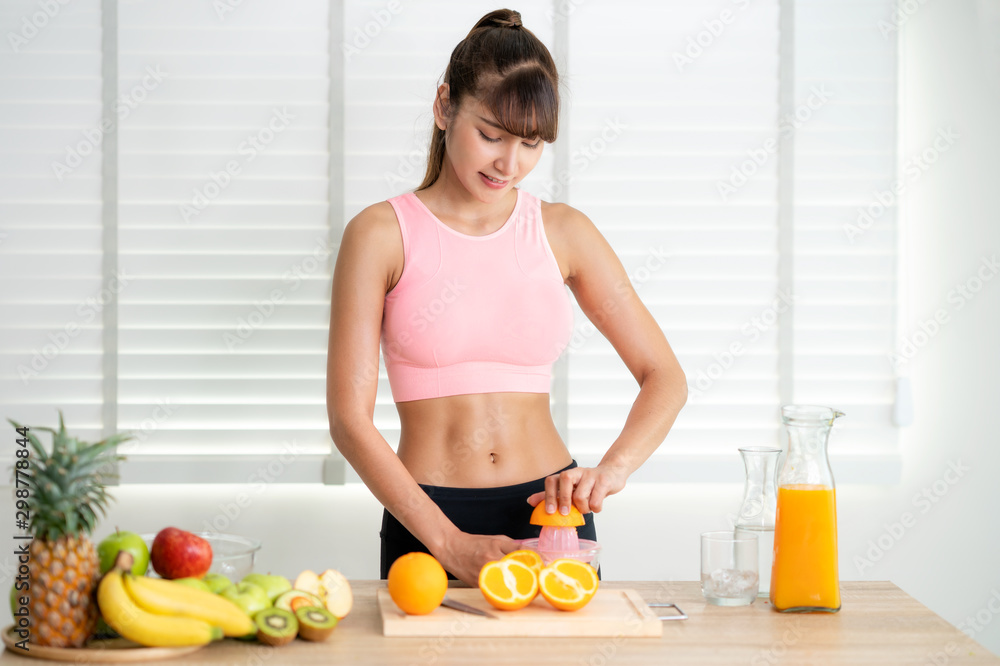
[480,65,558,143]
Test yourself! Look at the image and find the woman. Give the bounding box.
[326,8,687,587]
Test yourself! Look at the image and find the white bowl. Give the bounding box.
[141,532,261,580]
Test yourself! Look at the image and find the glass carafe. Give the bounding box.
[735,447,779,596]
[769,405,843,612]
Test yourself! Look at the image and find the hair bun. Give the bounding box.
[486,9,522,29]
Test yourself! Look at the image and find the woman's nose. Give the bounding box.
[494,142,519,177]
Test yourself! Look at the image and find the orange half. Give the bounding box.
[478,559,538,611]
[538,558,599,612]
[529,502,585,528]
[502,549,543,576]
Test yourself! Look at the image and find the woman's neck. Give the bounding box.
[417,161,518,232]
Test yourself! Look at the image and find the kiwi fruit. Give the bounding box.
[274,589,323,612]
[253,607,298,647]
[294,605,338,642]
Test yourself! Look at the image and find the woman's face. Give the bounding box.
[437,92,545,201]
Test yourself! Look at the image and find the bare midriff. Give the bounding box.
[395,392,573,488]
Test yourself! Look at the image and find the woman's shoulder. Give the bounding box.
[538,199,604,247]
[341,200,405,257]
[339,200,405,290]
[538,199,608,283]
[346,200,399,237]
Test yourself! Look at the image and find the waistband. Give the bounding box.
[419,460,577,501]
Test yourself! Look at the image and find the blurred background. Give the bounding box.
[1,0,998,655]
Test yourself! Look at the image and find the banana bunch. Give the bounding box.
[98,567,255,647]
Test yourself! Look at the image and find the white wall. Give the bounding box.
[3,0,998,657]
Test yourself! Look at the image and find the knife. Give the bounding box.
[441,596,499,619]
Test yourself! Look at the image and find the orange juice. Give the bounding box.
[769,484,840,612]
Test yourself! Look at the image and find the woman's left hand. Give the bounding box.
[526,463,628,516]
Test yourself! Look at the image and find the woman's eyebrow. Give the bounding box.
[477,115,539,138]
[477,115,505,130]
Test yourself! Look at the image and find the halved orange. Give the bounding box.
[502,549,543,576]
[538,558,599,612]
[478,559,538,611]
[529,502,585,528]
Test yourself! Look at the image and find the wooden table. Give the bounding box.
[4,581,998,664]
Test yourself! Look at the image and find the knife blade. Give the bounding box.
[441,596,499,619]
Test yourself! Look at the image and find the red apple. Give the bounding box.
[150,527,213,579]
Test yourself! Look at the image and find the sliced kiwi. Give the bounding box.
[253,607,298,647]
[274,589,323,612]
[294,605,338,642]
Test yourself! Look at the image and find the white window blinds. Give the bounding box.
[565,0,785,471]
[0,0,899,483]
[115,1,332,469]
[792,0,899,459]
[0,0,105,442]
[562,0,899,481]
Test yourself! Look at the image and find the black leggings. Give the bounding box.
[379,460,598,580]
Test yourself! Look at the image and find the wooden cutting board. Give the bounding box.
[378,588,663,637]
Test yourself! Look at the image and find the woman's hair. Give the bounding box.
[417,8,559,190]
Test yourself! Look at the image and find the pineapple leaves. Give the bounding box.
[7,418,48,461]
[5,412,132,540]
[78,503,98,532]
[64,504,78,536]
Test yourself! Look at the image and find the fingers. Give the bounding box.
[556,469,576,515]
[525,491,544,508]
[498,536,523,556]
[572,473,597,514]
[587,475,610,513]
[533,467,622,517]
[590,465,628,512]
[543,474,560,514]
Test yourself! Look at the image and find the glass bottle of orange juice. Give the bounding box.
[770,405,844,612]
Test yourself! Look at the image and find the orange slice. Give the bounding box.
[538,558,599,611]
[478,559,538,611]
[502,549,543,576]
[529,502,585,528]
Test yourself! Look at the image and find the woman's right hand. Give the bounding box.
[433,531,521,587]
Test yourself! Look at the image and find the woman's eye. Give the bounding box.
[478,130,501,143]
[523,139,541,149]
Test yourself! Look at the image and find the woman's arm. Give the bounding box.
[529,203,688,516]
[326,205,516,585]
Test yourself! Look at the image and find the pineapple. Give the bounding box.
[9,412,128,647]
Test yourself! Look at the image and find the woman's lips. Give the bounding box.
[479,172,509,189]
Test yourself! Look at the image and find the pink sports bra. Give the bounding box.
[381,188,573,402]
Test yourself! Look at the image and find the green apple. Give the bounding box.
[241,573,292,603]
[97,529,149,576]
[203,572,232,594]
[173,577,212,593]
[218,582,270,617]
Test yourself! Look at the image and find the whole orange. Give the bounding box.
[386,552,448,615]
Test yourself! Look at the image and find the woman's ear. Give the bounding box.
[433,83,450,131]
